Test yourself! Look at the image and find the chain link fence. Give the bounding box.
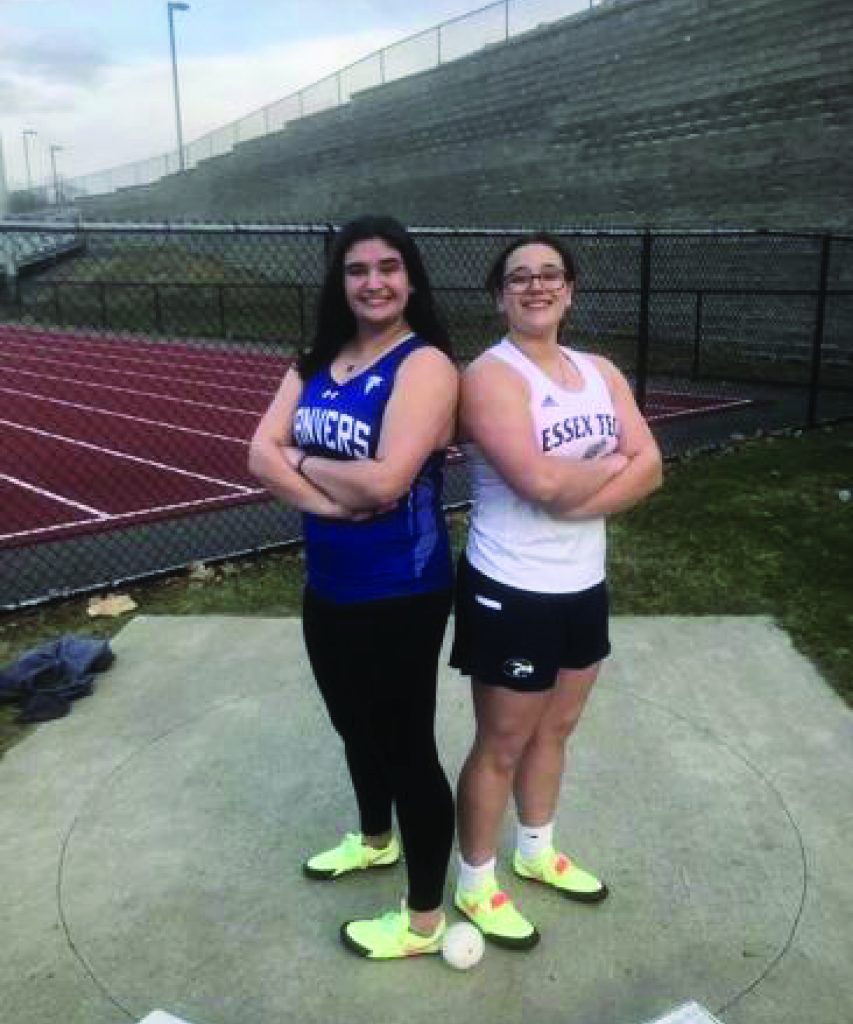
[1,221,851,608]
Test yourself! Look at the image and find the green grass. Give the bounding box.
[608,423,853,698]
[2,424,851,757]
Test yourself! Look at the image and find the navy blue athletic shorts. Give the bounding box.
[450,553,610,692]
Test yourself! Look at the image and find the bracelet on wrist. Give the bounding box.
[296,452,309,475]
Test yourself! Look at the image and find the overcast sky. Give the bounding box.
[0,0,587,190]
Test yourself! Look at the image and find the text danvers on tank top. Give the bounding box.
[466,340,619,594]
[294,334,452,604]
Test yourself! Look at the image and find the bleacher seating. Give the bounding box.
[76,0,853,231]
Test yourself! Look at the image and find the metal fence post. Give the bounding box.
[807,233,832,428]
[634,230,652,413]
[218,284,227,337]
[3,249,20,308]
[692,289,704,379]
[299,285,306,347]
[323,223,336,266]
[153,284,164,334]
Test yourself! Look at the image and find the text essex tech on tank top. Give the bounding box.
[466,340,619,594]
[293,334,452,604]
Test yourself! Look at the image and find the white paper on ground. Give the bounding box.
[645,1003,723,1024]
[138,1013,198,1024]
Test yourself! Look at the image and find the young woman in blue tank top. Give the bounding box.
[450,234,663,950]
[249,215,457,961]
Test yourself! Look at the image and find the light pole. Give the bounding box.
[49,144,63,206]
[22,129,37,193]
[168,2,190,172]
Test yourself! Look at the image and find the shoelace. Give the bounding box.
[340,833,364,857]
[378,901,410,935]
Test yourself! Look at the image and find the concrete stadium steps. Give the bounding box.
[77,0,853,232]
[231,27,847,165]
[197,88,851,224]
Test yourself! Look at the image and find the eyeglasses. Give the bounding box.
[502,267,568,293]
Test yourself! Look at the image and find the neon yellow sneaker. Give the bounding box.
[341,903,446,960]
[302,832,400,880]
[454,878,539,950]
[513,847,608,903]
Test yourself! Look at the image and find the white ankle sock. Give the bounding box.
[516,821,554,860]
[457,854,496,893]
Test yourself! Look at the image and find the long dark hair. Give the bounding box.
[297,214,451,380]
[484,232,577,299]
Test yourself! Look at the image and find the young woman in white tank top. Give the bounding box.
[450,233,663,950]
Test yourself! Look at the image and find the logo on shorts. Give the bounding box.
[503,658,535,680]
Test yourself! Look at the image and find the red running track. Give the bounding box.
[1,325,285,549]
[0,325,750,550]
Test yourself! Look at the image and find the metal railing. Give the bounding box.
[35,0,605,203]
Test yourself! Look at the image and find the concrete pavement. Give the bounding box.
[1,615,851,1024]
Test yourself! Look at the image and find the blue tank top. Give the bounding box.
[293,335,452,604]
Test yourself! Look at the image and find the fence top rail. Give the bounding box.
[1,220,852,242]
[0,220,333,236]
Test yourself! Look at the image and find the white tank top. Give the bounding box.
[466,339,619,593]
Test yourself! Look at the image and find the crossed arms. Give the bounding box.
[248,348,459,517]
[458,353,663,520]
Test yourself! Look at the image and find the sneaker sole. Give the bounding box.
[454,902,540,950]
[514,868,610,904]
[302,857,400,880]
[339,924,373,958]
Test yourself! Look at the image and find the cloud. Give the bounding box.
[9,35,108,86]
[0,22,109,100]
[0,28,397,188]
[0,24,109,126]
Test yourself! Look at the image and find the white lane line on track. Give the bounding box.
[0,472,109,517]
[0,348,280,395]
[0,419,256,492]
[4,367,263,416]
[1,490,266,544]
[0,386,249,445]
[650,399,753,421]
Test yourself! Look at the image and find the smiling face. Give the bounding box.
[497,242,573,340]
[343,237,413,336]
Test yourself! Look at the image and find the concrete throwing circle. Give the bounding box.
[58,685,804,1024]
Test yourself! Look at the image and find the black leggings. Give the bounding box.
[302,585,455,912]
